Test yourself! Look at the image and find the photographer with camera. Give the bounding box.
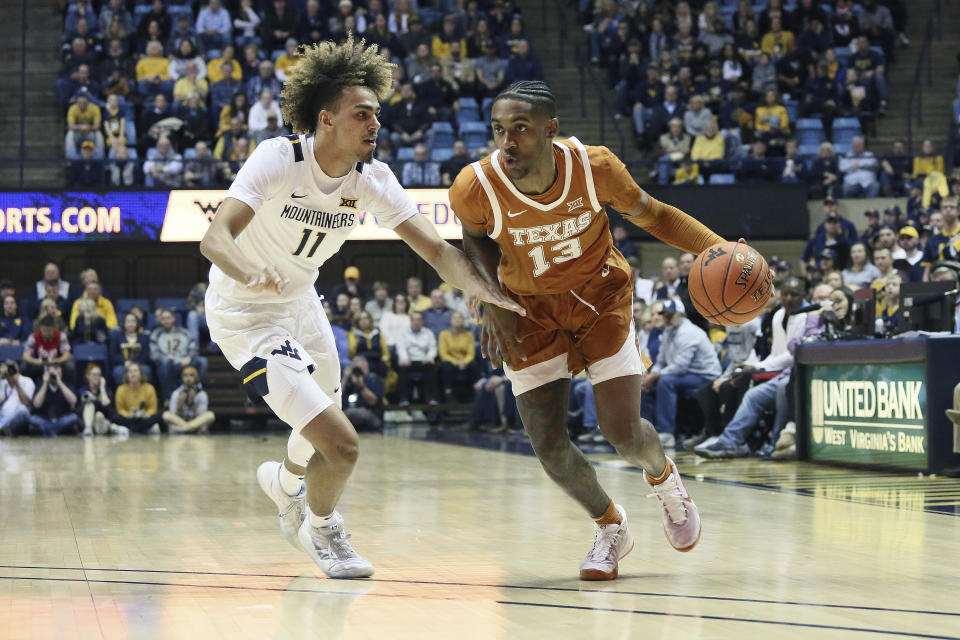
[28,363,79,437]
[341,355,384,432]
[161,366,215,434]
[0,360,35,436]
[77,363,128,437]
[109,312,153,387]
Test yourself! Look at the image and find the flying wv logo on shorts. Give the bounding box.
[702,246,727,267]
[270,340,301,360]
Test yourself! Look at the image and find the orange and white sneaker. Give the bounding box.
[644,457,701,552]
[579,504,635,580]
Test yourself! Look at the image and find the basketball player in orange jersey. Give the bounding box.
[450,81,727,580]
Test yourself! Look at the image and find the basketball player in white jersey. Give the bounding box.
[200,37,522,578]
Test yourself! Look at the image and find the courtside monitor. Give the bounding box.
[899,281,958,333]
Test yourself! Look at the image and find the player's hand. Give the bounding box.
[246,265,289,295]
[479,304,526,369]
[464,281,525,323]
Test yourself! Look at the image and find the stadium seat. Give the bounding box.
[154,297,187,313]
[708,173,736,184]
[72,343,109,364]
[427,122,455,150]
[797,143,821,157]
[459,121,488,153]
[784,99,798,125]
[796,118,826,147]
[397,146,416,161]
[431,147,454,162]
[0,344,22,363]
[116,298,150,317]
[832,117,862,153]
[456,109,481,128]
[481,97,494,122]
[183,148,197,160]
[458,97,480,120]
[167,4,192,19]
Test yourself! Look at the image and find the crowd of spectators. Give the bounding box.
[0,263,213,437]
[59,0,541,188]
[597,180,960,460]
[577,0,918,191]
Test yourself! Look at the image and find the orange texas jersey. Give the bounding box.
[450,137,645,296]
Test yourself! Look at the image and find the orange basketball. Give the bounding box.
[688,241,774,326]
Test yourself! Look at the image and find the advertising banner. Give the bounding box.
[806,363,927,470]
[0,189,463,242]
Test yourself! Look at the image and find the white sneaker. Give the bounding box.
[257,461,306,551]
[298,512,375,579]
[109,423,130,438]
[658,432,676,449]
[82,424,93,437]
[93,413,110,436]
[645,457,701,552]
[147,423,161,435]
[579,504,634,580]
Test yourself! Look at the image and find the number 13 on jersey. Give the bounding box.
[527,238,583,277]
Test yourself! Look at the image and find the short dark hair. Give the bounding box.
[493,81,557,119]
[39,315,56,327]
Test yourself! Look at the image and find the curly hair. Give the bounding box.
[280,35,394,135]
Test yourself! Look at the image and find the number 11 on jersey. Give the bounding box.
[292,227,327,258]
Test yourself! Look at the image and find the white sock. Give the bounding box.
[308,508,336,528]
[277,464,304,496]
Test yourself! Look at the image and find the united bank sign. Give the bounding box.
[806,363,927,469]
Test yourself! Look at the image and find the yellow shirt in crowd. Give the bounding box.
[206,57,241,83]
[115,383,159,417]
[67,103,102,127]
[438,329,475,365]
[69,294,119,330]
[136,56,170,81]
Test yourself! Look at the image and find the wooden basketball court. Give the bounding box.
[2,429,959,639]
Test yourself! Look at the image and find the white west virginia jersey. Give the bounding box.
[208,134,418,304]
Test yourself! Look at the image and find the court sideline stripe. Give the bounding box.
[499,601,960,640]
[1,565,957,618]
[0,573,955,640]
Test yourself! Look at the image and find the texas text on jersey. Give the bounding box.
[449,137,646,296]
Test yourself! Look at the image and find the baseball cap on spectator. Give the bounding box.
[660,299,685,316]
[824,195,837,205]
[805,259,821,272]
[864,208,879,218]
[80,140,95,150]
[344,266,360,279]
[825,211,839,221]
[819,248,838,262]
[898,226,919,238]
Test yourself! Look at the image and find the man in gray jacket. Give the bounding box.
[641,299,721,448]
[150,308,207,402]
[161,365,216,433]
[396,311,438,405]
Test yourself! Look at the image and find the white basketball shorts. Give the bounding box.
[206,287,342,431]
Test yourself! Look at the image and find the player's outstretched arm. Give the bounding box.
[461,223,526,368]
[199,197,289,295]
[621,191,726,255]
[393,214,525,317]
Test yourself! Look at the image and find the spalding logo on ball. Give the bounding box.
[688,241,774,326]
